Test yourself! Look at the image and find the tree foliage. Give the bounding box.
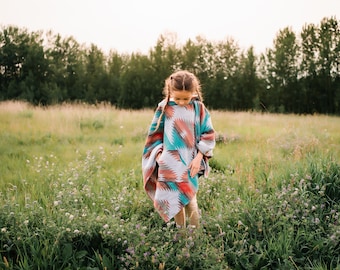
[0,16,339,114]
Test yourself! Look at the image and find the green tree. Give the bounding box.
[107,50,127,106]
[300,17,340,114]
[191,37,217,107]
[0,26,54,104]
[119,53,153,109]
[211,38,240,110]
[0,26,30,100]
[235,47,259,110]
[316,17,339,113]
[300,22,319,113]
[1,17,339,114]
[149,33,181,106]
[46,33,86,102]
[263,27,299,112]
[84,44,108,103]
[23,31,50,104]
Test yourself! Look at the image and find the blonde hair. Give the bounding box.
[155,70,203,131]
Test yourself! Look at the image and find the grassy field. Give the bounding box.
[0,101,339,269]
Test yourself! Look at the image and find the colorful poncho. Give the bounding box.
[142,98,215,222]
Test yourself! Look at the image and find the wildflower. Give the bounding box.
[74,229,80,234]
[54,200,61,206]
[218,231,226,237]
[330,231,340,243]
[24,220,29,226]
[1,228,7,233]
[126,247,135,255]
[103,224,109,229]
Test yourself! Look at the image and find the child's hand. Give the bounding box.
[189,152,203,177]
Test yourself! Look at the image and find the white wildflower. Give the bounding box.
[54,200,61,206]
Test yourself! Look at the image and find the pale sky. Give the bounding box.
[1,0,339,54]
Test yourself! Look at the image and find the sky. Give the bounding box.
[1,0,339,55]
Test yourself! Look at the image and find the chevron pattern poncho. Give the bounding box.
[142,98,215,222]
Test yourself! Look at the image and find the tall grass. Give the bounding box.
[0,101,339,269]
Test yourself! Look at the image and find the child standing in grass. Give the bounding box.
[142,70,215,228]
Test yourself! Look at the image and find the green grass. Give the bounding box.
[0,101,339,269]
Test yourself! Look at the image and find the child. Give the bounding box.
[142,70,215,228]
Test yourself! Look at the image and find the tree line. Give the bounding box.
[0,16,339,114]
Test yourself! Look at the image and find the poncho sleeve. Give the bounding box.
[142,100,166,200]
[194,101,216,178]
[195,101,215,157]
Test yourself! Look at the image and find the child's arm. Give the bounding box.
[189,151,203,177]
[196,103,215,157]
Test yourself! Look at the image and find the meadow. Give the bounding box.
[0,101,339,270]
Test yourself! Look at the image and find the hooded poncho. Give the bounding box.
[142,98,215,222]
